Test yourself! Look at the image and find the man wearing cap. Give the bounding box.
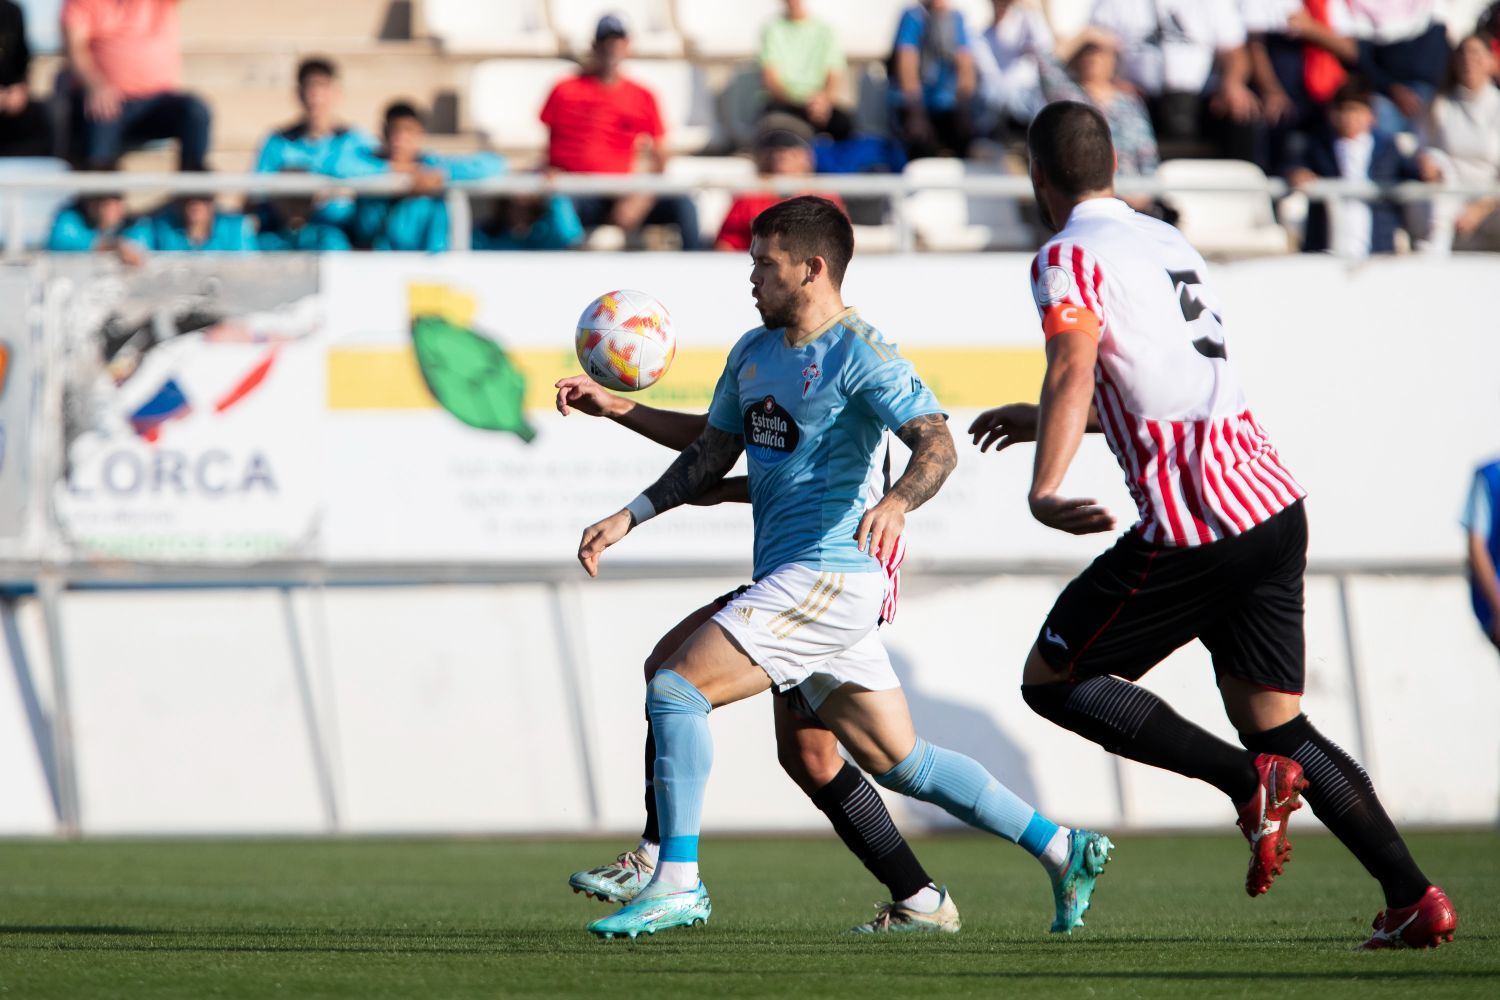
[714,122,845,251]
[540,14,701,249]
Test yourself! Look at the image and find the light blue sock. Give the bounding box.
[876,737,1054,853]
[645,669,713,865]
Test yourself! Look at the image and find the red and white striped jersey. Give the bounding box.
[880,531,906,623]
[1030,198,1305,547]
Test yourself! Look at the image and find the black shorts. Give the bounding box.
[1036,501,1308,694]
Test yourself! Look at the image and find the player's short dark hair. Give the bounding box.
[383,101,426,129]
[1027,100,1116,197]
[750,195,854,288]
[297,57,338,88]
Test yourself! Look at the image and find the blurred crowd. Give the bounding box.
[2,0,1497,257]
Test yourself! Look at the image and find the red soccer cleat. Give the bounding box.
[1236,753,1308,897]
[1361,885,1458,950]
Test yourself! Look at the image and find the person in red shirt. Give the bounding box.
[715,126,846,251]
[539,14,701,249]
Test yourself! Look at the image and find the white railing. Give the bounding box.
[5,171,1500,255]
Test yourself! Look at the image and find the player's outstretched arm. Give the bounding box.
[1029,333,1115,535]
[577,426,745,576]
[855,413,957,561]
[555,374,707,451]
[968,402,1102,453]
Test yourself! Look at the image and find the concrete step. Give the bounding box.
[179,0,411,46]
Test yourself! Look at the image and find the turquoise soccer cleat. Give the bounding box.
[1049,829,1114,934]
[588,880,712,939]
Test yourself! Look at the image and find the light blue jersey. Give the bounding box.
[707,307,944,580]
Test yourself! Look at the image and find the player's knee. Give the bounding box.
[872,737,930,796]
[645,669,711,720]
[1020,680,1069,721]
[790,743,844,791]
[642,655,663,683]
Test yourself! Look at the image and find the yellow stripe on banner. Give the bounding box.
[325,347,1046,412]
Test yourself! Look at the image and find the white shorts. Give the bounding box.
[711,563,899,711]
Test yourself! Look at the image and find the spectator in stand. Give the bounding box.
[1414,34,1500,250]
[540,14,700,250]
[62,0,211,170]
[256,195,352,251]
[973,0,1055,138]
[348,101,505,252]
[122,193,257,252]
[714,124,847,251]
[1040,29,1161,192]
[759,0,853,141]
[1462,455,1500,656]
[1291,1,1452,134]
[1091,0,1265,163]
[472,192,585,251]
[47,191,142,262]
[1288,81,1423,255]
[255,57,376,177]
[0,1,51,156]
[1243,1,1358,174]
[890,0,978,158]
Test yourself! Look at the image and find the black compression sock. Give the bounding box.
[1023,677,1259,803]
[641,719,660,844]
[810,763,932,901]
[1242,714,1430,908]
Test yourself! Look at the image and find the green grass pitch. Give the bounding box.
[1,831,1495,998]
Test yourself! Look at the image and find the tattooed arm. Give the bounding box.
[853,412,957,561]
[577,426,744,576]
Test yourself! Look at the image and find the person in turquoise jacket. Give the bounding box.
[348,101,505,251]
[122,195,258,252]
[256,194,352,251]
[48,192,134,252]
[472,192,584,250]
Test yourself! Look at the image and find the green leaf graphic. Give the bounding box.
[411,314,536,442]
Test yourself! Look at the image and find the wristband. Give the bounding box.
[625,494,657,526]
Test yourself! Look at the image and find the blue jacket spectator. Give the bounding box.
[472,193,584,251]
[1463,457,1500,652]
[1289,85,1421,256]
[123,197,258,252]
[890,1,976,158]
[349,102,505,252]
[47,193,130,251]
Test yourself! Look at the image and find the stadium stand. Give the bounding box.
[904,156,1031,251]
[1043,0,1093,39]
[663,153,757,244]
[624,58,715,153]
[804,0,909,60]
[0,154,71,250]
[1155,159,1293,256]
[422,0,559,56]
[467,58,577,157]
[550,0,683,58]
[675,0,782,60]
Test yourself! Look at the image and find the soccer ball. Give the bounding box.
[575,289,676,392]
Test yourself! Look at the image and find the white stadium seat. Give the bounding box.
[950,0,1001,36]
[0,158,74,251]
[1155,160,1293,257]
[424,0,558,54]
[623,59,715,153]
[550,0,684,57]
[903,157,1032,251]
[467,58,579,151]
[805,0,909,60]
[664,155,757,244]
[674,0,782,59]
[1044,0,1094,38]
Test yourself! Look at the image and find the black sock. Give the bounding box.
[1242,714,1429,908]
[1023,677,1259,803]
[810,763,932,901]
[641,719,660,844]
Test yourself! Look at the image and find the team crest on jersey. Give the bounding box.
[801,361,822,397]
[1036,264,1073,305]
[744,395,800,464]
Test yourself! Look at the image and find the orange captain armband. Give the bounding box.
[1042,303,1102,341]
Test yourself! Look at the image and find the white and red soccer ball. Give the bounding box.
[575,289,675,392]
